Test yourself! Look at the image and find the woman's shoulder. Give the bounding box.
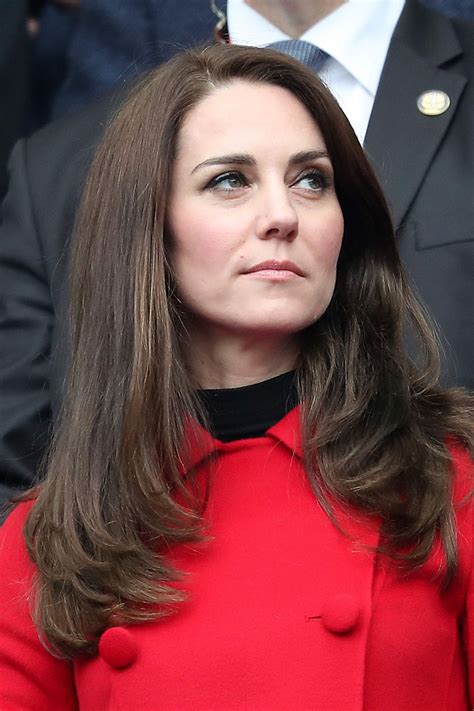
[447,439,474,502]
[1,498,35,532]
[0,499,36,574]
[447,441,474,571]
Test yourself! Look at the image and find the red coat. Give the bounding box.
[0,406,473,710]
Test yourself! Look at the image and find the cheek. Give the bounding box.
[329,218,345,263]
[315,210,345,268]
[169,207,237,275]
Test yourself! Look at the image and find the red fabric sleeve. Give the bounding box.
[0,501,78,710]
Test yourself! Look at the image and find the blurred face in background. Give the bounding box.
[167,80,344,353]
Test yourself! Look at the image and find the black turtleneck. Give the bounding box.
[197,370,298,443]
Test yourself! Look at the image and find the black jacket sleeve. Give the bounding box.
[0,140,53,512]
[0,93,117,517]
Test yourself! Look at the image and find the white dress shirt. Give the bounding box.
[227,0,405,143]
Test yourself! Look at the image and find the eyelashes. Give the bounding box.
[206,171,249,191]
[292,170,330,192]
[204,168,332,194]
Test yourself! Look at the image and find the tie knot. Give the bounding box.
[266,39,328,74]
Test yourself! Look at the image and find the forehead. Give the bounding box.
[175,79,327,159]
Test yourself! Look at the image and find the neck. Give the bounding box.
[187,326,299,389]
[245,0,346,37]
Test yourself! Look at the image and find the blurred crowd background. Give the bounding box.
[1,0,474,198]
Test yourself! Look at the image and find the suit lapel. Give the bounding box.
[364,0,467,229]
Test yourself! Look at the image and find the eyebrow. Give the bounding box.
[191,149,330,174]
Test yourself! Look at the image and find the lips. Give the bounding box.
[244,260,305,277]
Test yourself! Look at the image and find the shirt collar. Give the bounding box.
[227,0,405,97]
[227,0,290,46]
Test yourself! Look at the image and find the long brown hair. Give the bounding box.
[24,44,473,658]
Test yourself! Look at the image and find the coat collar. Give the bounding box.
[181,405,379,541]
[181,404,303,475]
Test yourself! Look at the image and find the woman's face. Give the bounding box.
[167,80,344,343]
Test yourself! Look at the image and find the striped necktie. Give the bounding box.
[266,39,328,74]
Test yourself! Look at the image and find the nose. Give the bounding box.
[255,185,298,242]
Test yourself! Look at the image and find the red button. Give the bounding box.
[321,594,360,634]
[99,627,138,669]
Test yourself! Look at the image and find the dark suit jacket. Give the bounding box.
[0,0,473,507]
[49,0,217,120]
[0,0,29,199]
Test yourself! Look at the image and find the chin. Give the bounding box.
[251,307,328,333]
[234,316,319,338]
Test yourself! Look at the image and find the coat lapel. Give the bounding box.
[364,0,467,229]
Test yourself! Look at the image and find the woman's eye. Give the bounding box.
[293,171,328,192]
[206,171,249,191]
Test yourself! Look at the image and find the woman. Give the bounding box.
[0,44,472,710]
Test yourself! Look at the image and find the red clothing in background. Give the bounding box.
[0,406,473,710]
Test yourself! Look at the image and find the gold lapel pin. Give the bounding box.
[417,90,450,116]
